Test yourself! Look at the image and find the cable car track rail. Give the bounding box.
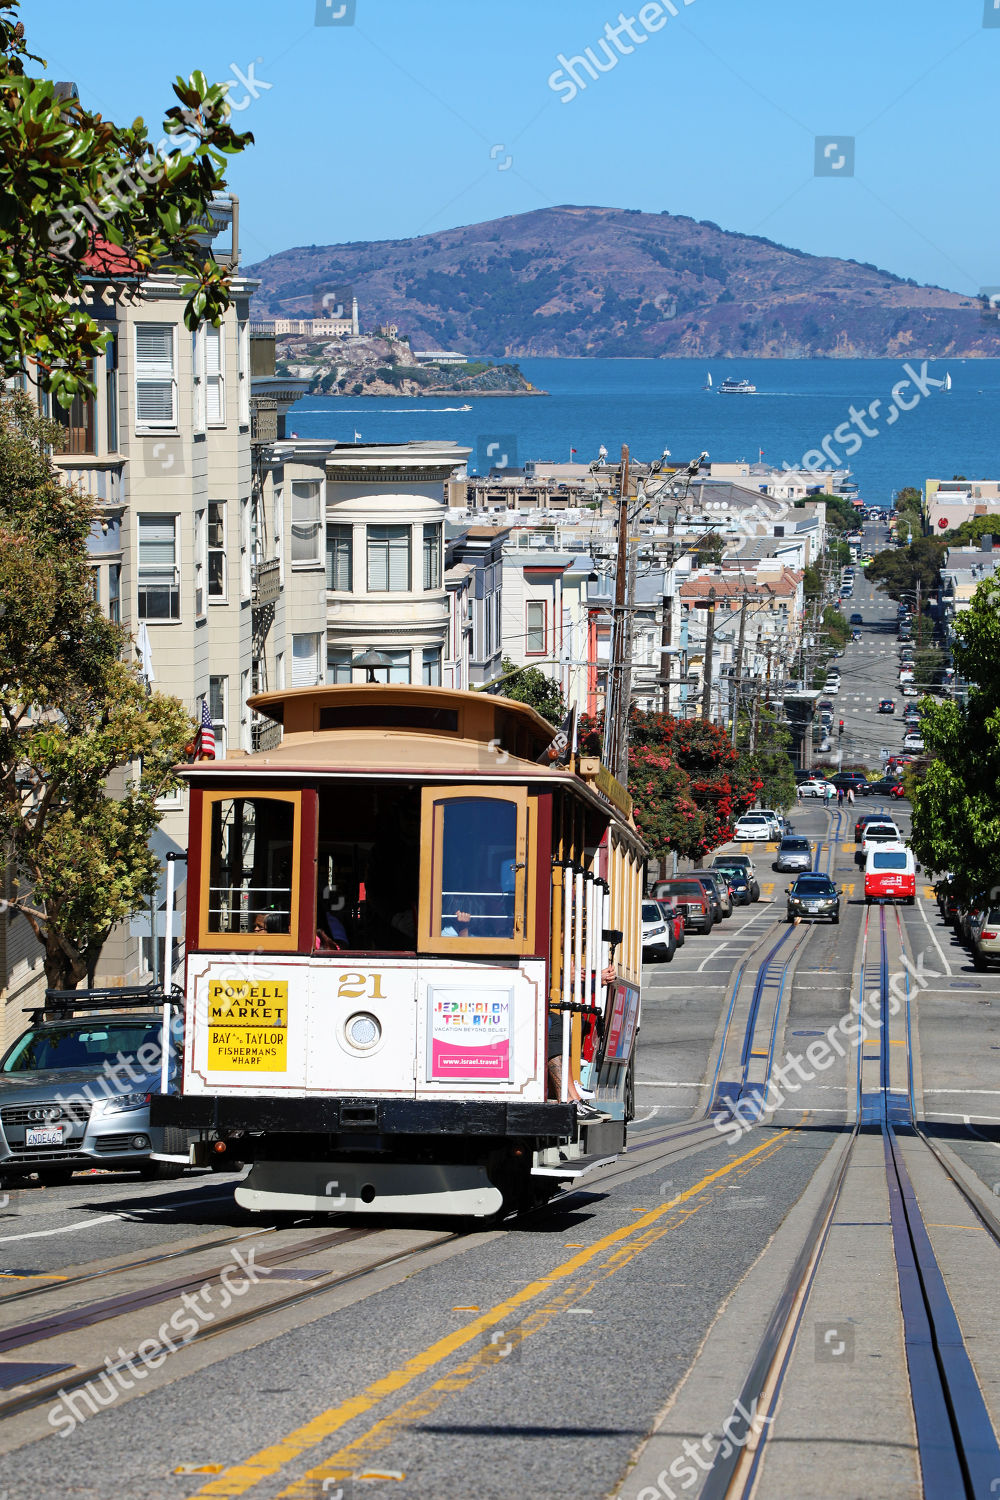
[702,902,1000,1500]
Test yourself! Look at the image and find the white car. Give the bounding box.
[733,814,777,841]
[860,820,902,860]
[902,733,924,751]
[798,778,830,798]
[902,684,918,697]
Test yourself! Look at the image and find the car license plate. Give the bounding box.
[806,904,820,913]
[25,1126,64,1147]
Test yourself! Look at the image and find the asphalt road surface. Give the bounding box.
[2,554,999,1500]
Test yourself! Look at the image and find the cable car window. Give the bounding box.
[207,796,295,935]
[419,787,532,954]
[441,799,516,938]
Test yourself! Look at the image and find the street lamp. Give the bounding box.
[351,649,395,683]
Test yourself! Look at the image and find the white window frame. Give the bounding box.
[292,632,323,688]
[238,320,250,427]
[240,668,251,753]
[207,675,228,759]
[273,487,284,585]
[208,500,227,601]
[134,323,176,431]
[206,323,225,427]
[194,508,206,618]
[423,523,442,591]
[367,524,411,592]
[291,481,323,568]
[240,498,251,597]
[526,599,547,656]
[137,514,180,622]
[192,328,205,435]
[326,522,353,591]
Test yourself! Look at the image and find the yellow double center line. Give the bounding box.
[194,1132,789,1499]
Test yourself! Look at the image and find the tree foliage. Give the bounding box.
[497,658,566,726]
[865,538,946,604]
[578,711,763,859]
[0,395,192,988]
[0,1,252,399]
[735,707,797,811]
[949,513,1000,547]
[909,578,1000,893]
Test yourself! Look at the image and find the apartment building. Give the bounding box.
[0,197,310,1032]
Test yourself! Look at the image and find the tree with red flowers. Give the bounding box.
[579,710,763,862]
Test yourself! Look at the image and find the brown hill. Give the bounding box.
[247,205,997,359]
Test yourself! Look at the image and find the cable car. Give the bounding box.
[153,685,645,1218]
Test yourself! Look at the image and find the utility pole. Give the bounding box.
[603,444,633,785]
[657,569,673,715]
[701,586,717,723]
[731,594,747,747]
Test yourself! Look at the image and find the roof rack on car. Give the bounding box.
[30,983,184,1022]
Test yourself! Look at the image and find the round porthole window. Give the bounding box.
[345,1012,382,1050]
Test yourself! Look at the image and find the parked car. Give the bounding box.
[818,700,834,713]
[867,777,907,799]
[902,732,925,751]
[831,773,871,795]
[775,835,813,873]
[756,809,787,837]
[692,870,731,920]
[902,684,918,697]
[720,866,753,905]
[787,873,840,924]
[798,778,830,799]
[733,813,777,841]
[878,699,895,714]
[899,668,915,684]
[651,879,714,933]
[654,897,685,947]
[971,906,1000,970]
[711,854,760,903]
[642,899,676,963]
[957,893,989,947]
[0,1008,190,1185]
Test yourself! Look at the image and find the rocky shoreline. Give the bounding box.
[275,333,546,398]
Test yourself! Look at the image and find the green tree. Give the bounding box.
[578,711,763,860]
[822,605,849,649]
[865,538,946,604]
[794,494,858,532]
[0,1,252,400]
[496,658,566,726]
[909,577,1000,893]
[0,396,192,988]
[735,707,797,810]
[949,513,1000,547]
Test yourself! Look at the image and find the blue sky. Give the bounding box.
[26,0,1000,290]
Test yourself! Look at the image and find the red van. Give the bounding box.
[864,843,916,905]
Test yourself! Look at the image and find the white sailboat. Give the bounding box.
[703,371,713,390]
[943,371,953,391]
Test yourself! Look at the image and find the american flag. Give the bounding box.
[197,699,216,761]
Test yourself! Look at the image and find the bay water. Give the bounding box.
[289,357,1000,508]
